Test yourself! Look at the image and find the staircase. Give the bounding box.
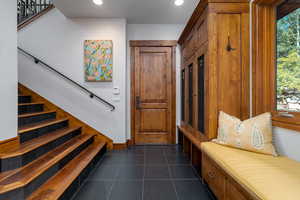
[0,88,108,200]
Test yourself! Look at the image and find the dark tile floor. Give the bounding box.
[72,145,214,200]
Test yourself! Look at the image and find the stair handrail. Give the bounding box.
[18,47,116,111]
[18,0,54,26]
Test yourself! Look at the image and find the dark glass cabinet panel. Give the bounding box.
[188,64,193,126]
[198,55,205,133]
[181,69,185,121]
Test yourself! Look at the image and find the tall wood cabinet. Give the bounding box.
[179,0,250,143]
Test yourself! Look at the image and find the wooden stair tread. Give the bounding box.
[0,126,81,158]
[18,102,44,106]
[0,134,96,194]
[18,118,69,134]
[0,169,18,183]
[18,110,56,118]
[27,141,106,200]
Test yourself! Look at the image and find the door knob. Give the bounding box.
[136,96,141,109]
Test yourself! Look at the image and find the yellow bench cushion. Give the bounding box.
[201,142,300,200]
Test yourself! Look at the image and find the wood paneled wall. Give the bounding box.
[179,0,250,144]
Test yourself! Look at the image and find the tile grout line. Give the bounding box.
[142,146,146,200]
[106,152,123,200]
[165,148,180,200]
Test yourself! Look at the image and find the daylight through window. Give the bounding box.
[276,4,300,112]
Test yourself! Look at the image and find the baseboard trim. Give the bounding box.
[113,140,132,150]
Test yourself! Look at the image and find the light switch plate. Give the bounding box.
[113,86,120,95]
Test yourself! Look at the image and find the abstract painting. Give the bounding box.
[84,40,113,82]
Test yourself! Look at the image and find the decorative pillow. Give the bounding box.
[213,111,277,156]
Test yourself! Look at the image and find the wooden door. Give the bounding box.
[131,41,176,144]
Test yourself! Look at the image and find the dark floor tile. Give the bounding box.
[101,155,126,165]
[109,180,143,200]
[143,180,178,200]
[170,145,183,150]
[88,164,119,180]
[73,181,113,200]
[128,148,145,155]
[170,166,198,179]
[145,166,170,179]
[129,145,146,150]
[106,150,129,156]
[117,165,144,180]
[164,148,185,156]
[166,155,190,165]
[144,145,169,150]
[123,155,145,165]
[145,149,165,156]
[174,180,212,200]
[145,155,168,165]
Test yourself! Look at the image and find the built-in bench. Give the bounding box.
[201,142,300,200]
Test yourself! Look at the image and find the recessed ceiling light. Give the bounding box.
[174,0,184,6]
[93,0,103,6]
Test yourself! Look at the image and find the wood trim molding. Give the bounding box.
[130,40,177,47]
[130,47,137,145]
[178,0,251,45]
[0,137,20,154]
[252,2,276,116]
[113,143,127,150]
[113,140,132,150]
[171,46,177,144]
[18,5,55,31]
[252,0,300,132]
[178,0,208,45]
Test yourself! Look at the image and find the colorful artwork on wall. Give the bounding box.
[84,40,113,82]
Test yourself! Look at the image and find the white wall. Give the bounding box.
[126,24,185,140]
[273,128,300,162]
[18,9,127,143]
[0,0,18,140]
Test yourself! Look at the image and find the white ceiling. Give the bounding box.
[53,0,200,24]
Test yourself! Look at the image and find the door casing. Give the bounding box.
[130,40,177,145]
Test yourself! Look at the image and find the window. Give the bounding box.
[276,5,300,112]
[252,0,300,132]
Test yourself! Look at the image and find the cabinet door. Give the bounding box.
[184,56,196,128]
[217,14,242,119]
[181,69,186,122]
[225,179,251,200]
[202,154,226,200]
[188,62,194,127]
[194,43,208,135]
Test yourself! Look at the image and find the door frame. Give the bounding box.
[130,40,177,145]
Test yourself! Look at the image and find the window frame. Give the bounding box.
[252,0,300,132]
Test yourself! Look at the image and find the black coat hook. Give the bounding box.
[226,36,236,52]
